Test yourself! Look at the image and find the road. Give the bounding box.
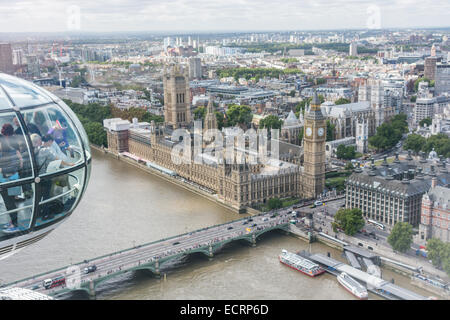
[7,208,298,297]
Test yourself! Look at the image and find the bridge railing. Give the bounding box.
[3,210,289,288]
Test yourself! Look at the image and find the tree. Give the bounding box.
[406,79,415,93]
[288,90,296,97]
[333,208,365,236]
[295,94,325,115]
[64,99,113,147]
[410,95,417,103]
[369,114,407,151]
[326,120,335,142]
[414,77,431,92]
[336,145,356,160]
[259,115,283,130]
[141,113,164,124]
[215,111,225,130]
[225,104,253,129]
[390,114,409,134]
[334,98,351,105]
[403,134,426,154]
[426,238,450,276]
[419,118,432,127]
[83,122,107,147]
[387,222,413,253]
[298,126,304,144]
[422,133,450,158]
[268,198,283,210]
[194,106,207,121]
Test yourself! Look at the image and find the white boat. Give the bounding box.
[337,272,368,299]
[279,250,325,277]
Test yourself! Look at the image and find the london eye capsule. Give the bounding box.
[0,73,91,259]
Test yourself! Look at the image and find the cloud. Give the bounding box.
[0,0,448,32]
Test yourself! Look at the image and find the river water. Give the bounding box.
[0,149,433,300]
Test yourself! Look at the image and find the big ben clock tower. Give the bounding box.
[302,91,326,199]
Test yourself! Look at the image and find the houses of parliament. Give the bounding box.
[104,64,325,212]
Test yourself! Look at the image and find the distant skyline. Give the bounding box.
[0,0,449,33]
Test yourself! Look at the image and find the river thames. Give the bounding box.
[0,149,433,299]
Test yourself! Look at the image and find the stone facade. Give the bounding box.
[345,154,450,227]
[321,101,376,140]
[106,119,302,212]
[103,65,328,211]
[302,92,326,199]
[280,110,303,146]
[163,64,191,128]
[418,182,450,245]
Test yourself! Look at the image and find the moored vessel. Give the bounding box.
[279,249,325,277]
[337,272,368,299]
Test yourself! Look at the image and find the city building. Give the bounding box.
[418,180,450,245]
[349,42,358,56]
[431,104,450,136]
[358,80,396,127]
[302,92,326,199]
[189,57,202,79]
[26,55,40,78]
[163,64,191,128]
[415,97,435,125]
[435,64,450,95]
[424,57,437,81]
[280,110,303,146]
[355,117,369,154]
[12,49,24,66]
[0,43,13,74]
[105,117,302,212]
[345,153,450,227]
[320,101,376,140]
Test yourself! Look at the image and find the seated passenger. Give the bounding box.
[13,116,40,136]
[31,134,74,175]
[47,127,72,162]
[32,111,50,137]
[30,134,74,220]
[48,124,69,153]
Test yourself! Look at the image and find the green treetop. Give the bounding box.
[259,115,283,130]
[225,104,253,129]
[332,208,365,236]
[387,222,413,253]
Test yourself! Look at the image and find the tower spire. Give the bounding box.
[311,90,320,108]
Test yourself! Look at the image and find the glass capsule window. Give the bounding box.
[0,73,91,243]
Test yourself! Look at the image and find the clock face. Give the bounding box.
[318,127,324,136]
[306,127,312,136]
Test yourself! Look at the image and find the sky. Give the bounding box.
[0,0,449,33]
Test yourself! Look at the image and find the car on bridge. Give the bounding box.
[227,226,233,230]
[172,241,180,246]
[84,265,97,274]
